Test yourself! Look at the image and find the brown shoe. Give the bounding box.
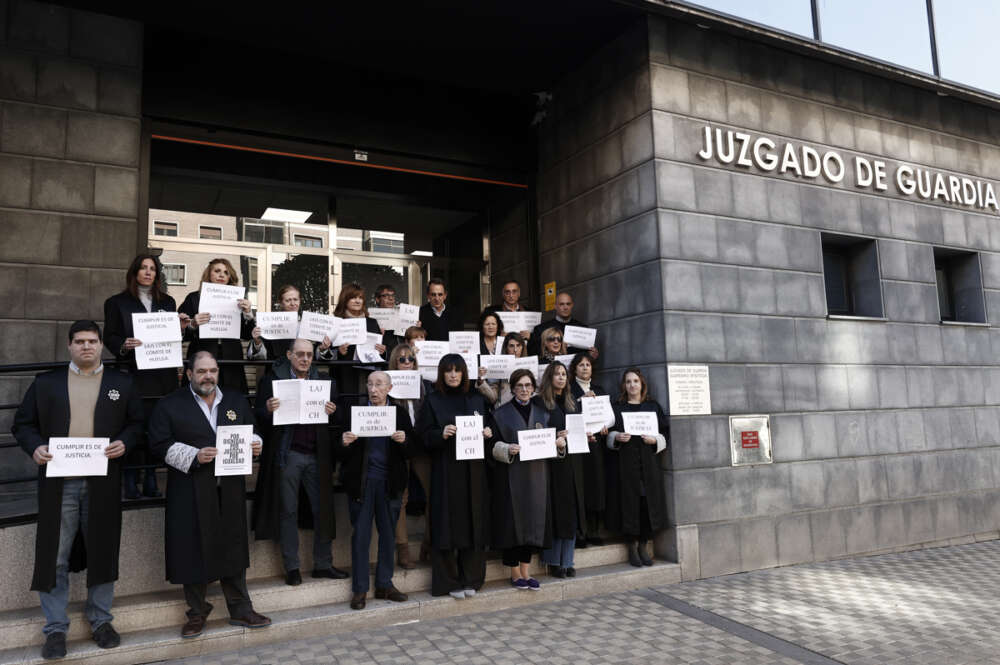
[397,543,415,570]
[375,585,408,602]
[228,610,271,629]
[350,592,366,610]
[181,615,206,639]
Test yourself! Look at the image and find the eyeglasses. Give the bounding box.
[549,337,562,343]
[398,356,415,363]
[292,351,313,359]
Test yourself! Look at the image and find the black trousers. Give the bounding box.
[431,548,486,596]
[502,545,538,567]
[638,496,653,541]
[183,571,252,619]
[584,510,602,539]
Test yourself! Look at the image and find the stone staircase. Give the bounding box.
[0,542,680,664]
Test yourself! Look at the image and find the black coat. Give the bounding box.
[487,399,553,550]
[415,390,491,550]
[338,396,412,501]
[251,364,338,542]
[545,401,587,540]
[528,316,587,357]
[333,316,382,399]
[103,290,181,399]
[178,291,254,394]
[148,386,258,584]
[605,401,670,536]
[569,380,608,513]
[418,303,462,342]
[12,367,143,592]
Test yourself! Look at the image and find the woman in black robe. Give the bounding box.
[605,367,669,567]
[178,258,255,394]
[537,362,585,578]
[488,368,566,591]
[415,354,492,598]
[568,352,609,546]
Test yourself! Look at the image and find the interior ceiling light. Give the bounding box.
[262,207,312,223]
[411,250,433,256]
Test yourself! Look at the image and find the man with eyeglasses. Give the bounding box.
[340,371,413,610]
[374,284,405,356]
[252,338,347,587]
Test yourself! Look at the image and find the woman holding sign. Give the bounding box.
[568,353,609,547]
[415,354,492,598]
[476,332,527,408]
[487,368,565,591]
[536,362,584,578]
[332,282,385,396]
[179,258,255,393]
[477,310,505,356]
[104,253,186,499]
[606,367,669,567]
[538,327,567,363]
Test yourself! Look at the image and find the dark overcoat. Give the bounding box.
[103,290,181,400]
[545,401,587,540]
[605,400,670,536]
[415,390,491,550]
[338,396,412,501]
[251,363,337,542]
[178,291,254,393]
[12,367,143,592]
[487,400,553,550]
[147,386,258,584]
[569,380,608,513]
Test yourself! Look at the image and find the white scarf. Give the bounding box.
[137,285,153,312]
[575,377,591,393]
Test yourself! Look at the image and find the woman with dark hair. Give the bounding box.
[568,352,609,547]
[415,354,492,598]
[332,282,384,397]
[606,367,669,567]
[488,368,565,591]
[476,332,527,408]
[178,258,255,393]
[477,310,505,356]
[104,253,187,498]
[536,362,584,578]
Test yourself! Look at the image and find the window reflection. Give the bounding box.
[685,0,814,38]
[819,0,933,73]
[934,0,1000,94]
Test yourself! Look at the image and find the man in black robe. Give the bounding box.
[13,320,143,660]
[148,351,270,638]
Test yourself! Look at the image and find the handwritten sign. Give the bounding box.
[46,438,109,477]
[299,311,339,344]
[563,325,597,349]
[333,317,368,346]
[449,331,479,354]
[479,354,514,381]
[351,406,396,437]
[517,427,557,461]
[455,414,484,460]
[215,425,253,476]
[565,414,590,454]
[623,411,659,437]
[256,311,298,340]
[415,340,449,381]
[198,282,244,339]
[387,370,421,399]
[396,303,420,330]
[581,394,615,429]
[272,379,331,425]
[667,364,712,415]
[369,307,398,332]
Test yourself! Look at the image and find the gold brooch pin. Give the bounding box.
[226,409,237,421]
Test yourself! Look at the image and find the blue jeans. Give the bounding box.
[280,450,331,571]
[542,537,576,568]
[348,478,400,593]
[39,478,114,636]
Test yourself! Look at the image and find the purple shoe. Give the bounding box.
[526,577,541,591]
[510,578,530,591]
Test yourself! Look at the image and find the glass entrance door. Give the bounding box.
[332,252,424,309]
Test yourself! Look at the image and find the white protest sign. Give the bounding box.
[497,311,541,333]
[449,331,479,354]
[416,340,449,381]
[215,425,253,476]
[198,282,244,339]
[135,341,183,370]
[46,438,109,477]
[271,379,303,426]
[301,380,331,423]
[492,335,505,355]
[565,414,590,454]
[333,317,368,346]
[351,406,396,437]
[396,303,420,330]
[581,394,615,429]
[455,414,484,460]
[623,411,659,437]
[538,363,548,377]
[369,307,398,332]
[517,427,557,461]
[298,311,339,344]
[667,364,712,415]
[479,354,514,381]
[357,332,385,363]
[132,311,181,344]
[387,370,421,399]
[458,352,479,377]
[256,311,298,340]
[563,325,597,349]
[513,356,539,380]
[554,354,577,368]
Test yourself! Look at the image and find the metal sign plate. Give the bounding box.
[729,414,772,466]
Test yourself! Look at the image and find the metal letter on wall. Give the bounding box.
[729,414,772,466]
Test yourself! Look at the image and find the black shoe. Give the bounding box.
[627,541,641,567]
[123,486,140,500]
[92,622,120,649]
[41,632,66,660]
[589,536,604,546]
[374,585,408,602]
[313,566,349,580]
[285,569,302,586]
[637,541,653,566]
[142,485,162,498]
[547,565,565,578]
[566,567,576,578]
[575,538,589,549]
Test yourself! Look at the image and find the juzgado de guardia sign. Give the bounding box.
[696,126,999,214]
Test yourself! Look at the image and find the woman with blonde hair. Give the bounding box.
[538,326,566,362]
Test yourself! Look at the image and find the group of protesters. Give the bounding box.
[12,253,670,660]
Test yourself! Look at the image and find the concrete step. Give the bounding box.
[0,542,632,651]
[0,559,680,665]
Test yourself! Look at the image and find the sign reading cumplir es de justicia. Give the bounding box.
[697,125,1000,214]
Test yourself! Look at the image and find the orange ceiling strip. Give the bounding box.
[151,134,529,189]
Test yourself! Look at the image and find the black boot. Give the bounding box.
[637,541,653,566]
[627,540,641,567]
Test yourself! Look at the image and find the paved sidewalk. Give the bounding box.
[163,540,1000,665]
